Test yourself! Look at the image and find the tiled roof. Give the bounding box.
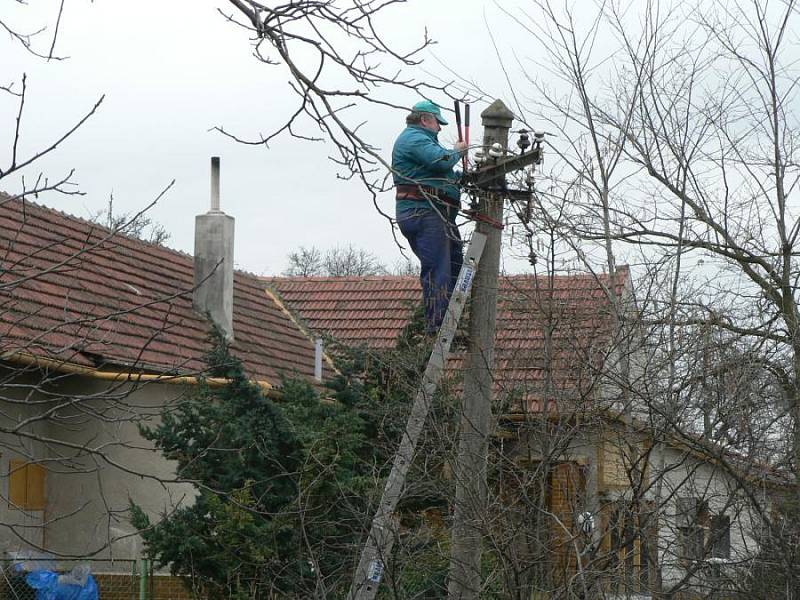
[269,267,631,407]
[267,276,422,350]
[0,194,333,385]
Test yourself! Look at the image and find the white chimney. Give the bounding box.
[193,156,235,342]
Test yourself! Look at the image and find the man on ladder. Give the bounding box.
[350,99,541,600]
[393,99,468,333]
[348,100,483,600]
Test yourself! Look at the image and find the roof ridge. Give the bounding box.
[267,269,631,283]
[0,192,272,284]
[265,274,420,282]
[0,192,194,258]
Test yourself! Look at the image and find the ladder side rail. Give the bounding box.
[347,231,488,600]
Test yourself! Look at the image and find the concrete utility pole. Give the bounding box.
[447,100,515,600]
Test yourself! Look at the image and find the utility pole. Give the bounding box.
[447,99,515,600]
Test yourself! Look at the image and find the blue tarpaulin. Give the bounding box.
[25,565,99,600]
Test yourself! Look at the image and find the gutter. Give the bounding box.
[1,351,282,399]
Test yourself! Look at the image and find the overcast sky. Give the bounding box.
[2,1,553,275]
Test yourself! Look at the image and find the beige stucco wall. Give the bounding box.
[651,442,768,591]
[0,367,52,555]
[503,418,776,595]
[0,366,195,561]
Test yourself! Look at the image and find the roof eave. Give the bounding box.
[1,351,282,399]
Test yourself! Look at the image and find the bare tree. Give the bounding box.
[485,0,800,596]
[284,246,325,277]
[390,257,419,277]
[90,196,172,245]
[220,0,461,226]
[324,244,387,276]
[284,244,387,276]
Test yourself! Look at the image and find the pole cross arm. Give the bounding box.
[501,188,534,202]
[463,185,532,203]
[465,147,542,188]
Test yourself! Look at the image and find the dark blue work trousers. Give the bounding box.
[397,207,464,333]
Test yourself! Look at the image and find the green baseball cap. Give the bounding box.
[412,99,448,125]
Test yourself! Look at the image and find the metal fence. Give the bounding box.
[0,558,157,600]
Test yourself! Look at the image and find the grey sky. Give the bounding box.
[3,1,543,275]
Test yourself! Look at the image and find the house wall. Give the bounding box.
[651,443,767,593]
[0,367,52,554]
[44,376,196,559]
[503,418,776,597]
[0,366,195,561]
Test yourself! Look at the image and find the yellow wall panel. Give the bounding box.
[26,463,46,510]
[8,459,27,508]
[8,459,46,511]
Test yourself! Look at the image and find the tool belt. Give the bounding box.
[396,184,459,206]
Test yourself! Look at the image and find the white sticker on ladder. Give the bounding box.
[457,266,475,294]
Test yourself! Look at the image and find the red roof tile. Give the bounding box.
[0,195,333,385]
[269,268,632,408]
[267,275,422,350]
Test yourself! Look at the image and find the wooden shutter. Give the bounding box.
[8,459,27,508]
[599,502,613,555]
[8,460,46,511]
[548,463,586,586]
[599,438,630,489]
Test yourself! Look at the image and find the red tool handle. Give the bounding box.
[454,100,467,174]
[463,103,470,173]
[464,103,470,147]
[454,100,463,141]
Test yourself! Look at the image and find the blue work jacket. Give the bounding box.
[392,125,461,205]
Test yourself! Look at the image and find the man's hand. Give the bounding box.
[454,141,468,155]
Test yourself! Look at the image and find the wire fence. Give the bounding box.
[0,558,196,600]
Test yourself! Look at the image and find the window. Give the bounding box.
[8,459,46,511]
[679,523,706,561]
[710,514,731,559]
[676,498,730,562]
[677,497,709,561]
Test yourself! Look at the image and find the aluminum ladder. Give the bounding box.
[347,231,487,600]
